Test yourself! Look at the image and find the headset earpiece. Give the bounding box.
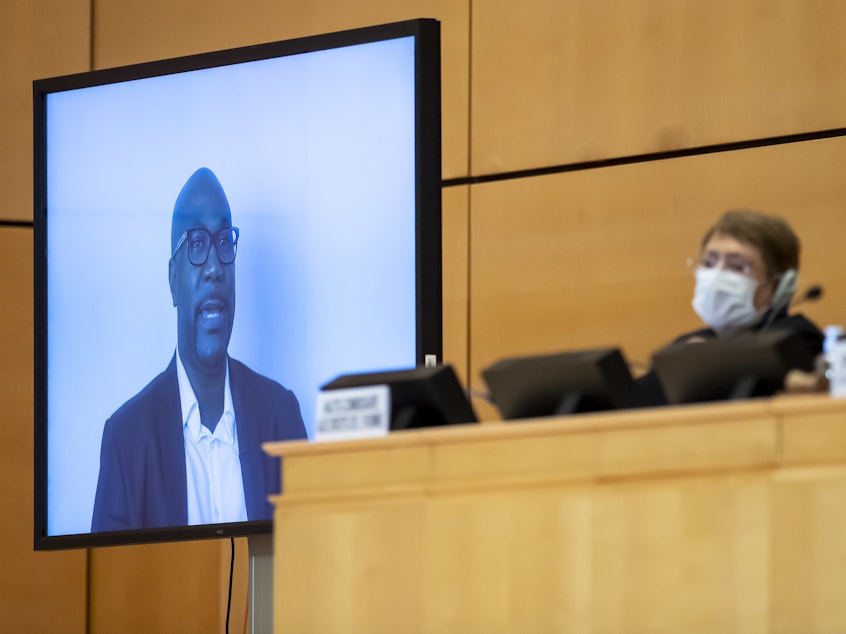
[772,268,797,311]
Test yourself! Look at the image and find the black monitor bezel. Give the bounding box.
[33,18,442,550]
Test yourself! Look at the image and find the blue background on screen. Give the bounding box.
[46,37,417,536]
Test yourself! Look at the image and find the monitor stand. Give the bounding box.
[248,533,274,633]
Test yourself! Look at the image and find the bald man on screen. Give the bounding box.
[92,167,307,532]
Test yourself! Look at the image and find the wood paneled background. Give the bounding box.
[3,0,846,631]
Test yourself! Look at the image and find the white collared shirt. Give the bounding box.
[176,352,248,525]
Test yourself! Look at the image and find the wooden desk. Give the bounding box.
[265,395,846,634]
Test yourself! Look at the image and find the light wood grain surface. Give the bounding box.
[268,394,846,633]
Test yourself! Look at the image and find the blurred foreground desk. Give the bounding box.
[265,394,846,634]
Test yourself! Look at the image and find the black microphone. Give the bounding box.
[793,284,823,307]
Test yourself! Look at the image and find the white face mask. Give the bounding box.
[692,267,761,332]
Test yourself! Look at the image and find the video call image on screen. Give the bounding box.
[37,25,438,542]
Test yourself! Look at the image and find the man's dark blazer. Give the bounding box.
[91,355,307,532]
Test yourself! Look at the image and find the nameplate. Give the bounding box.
[314,385,391,442]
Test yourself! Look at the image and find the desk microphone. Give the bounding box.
[793,284,823,307]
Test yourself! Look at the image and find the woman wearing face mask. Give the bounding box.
[636,209,824,406]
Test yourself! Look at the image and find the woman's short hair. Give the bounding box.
[701,209,799,277]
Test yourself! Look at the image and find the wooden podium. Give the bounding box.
[265,395,846,633]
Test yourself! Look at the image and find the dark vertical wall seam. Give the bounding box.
[465,1,474,385]
[89,0,95,71]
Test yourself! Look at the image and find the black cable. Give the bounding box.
[226,537,235,634]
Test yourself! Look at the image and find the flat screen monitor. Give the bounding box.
[33,19,442,549]
[481,348,638,420]
[321,365,478,430]
[650,329,817,405]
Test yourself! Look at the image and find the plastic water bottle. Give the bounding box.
[824,325,846,397]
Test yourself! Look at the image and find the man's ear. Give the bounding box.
[168,258,177,307]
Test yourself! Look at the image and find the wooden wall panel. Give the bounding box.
[1,3,91,629]
[442,185,470,386]
[0,0,90,222]
[92,0,470,180]
[468,137,846,416]
[89,539,230,634]
[471,0,846,175]
[0,227,87,632]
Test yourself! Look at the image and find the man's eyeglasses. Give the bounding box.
[173,227,239,266]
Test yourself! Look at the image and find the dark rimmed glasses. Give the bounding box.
[172,226,239,266]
